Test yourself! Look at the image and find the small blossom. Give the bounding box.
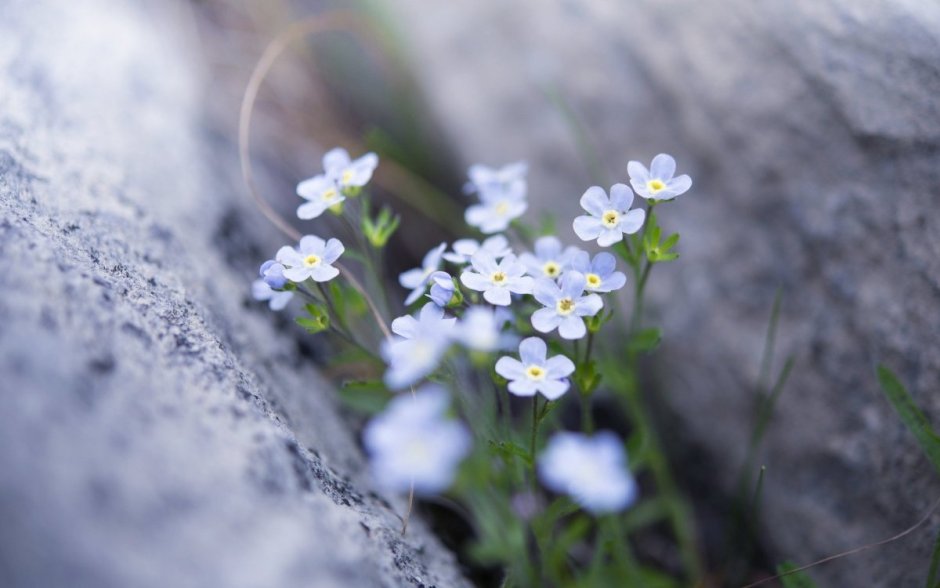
[251,279,293,311]
[259,259,288,289]
[466,162,527,198]
[569,251,627,293]
[453,306,516,352]
[427,271,459,307]
[627,153,691,201]
[383,303,454,389]
[573,184,646,247]
[443,235,512,265]
[276,235,344,283]
[460,251,534,306]
[296,174,345,220]
[363,385,471,495]
[495,337,575,400]
[519,236,581,280]
[323,147,379,191]
[531,272,602,340]
[538,431,638,514]
[399,243,448,305]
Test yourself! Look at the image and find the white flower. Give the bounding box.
[259,260,288,289]
[363,385,471,495]
[460,251,534,306]
[464,163,528,234]
[276,235,344,283]
[569,251,627,293]
[399,242,447,305]
[251,279,293,311]
[383,303,454,389]
[323,147,379,190]
[538,431,638,514]
[467,161,527,198]
[573,184,646,247]
[296,174,344,220]
[453,306,516,352]
[519,236,581,280]
[627,153,691,201]
[495,337,574,400]
[531,272,602,340]
[427,271,457,307]
[442,235,512,265]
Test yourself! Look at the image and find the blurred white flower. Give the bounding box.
[383,303,454,389]
[573,184,646,247]
[519,236,581,280]
[443,235,512,265]
[296,174,344,220]
[569,251,627,293]
[251,279,293,311]
[399,242,447,305]
[363,385,471,495]
[538,431,637,514]
[495,337,574,400]
[323,147,379,191]
[464,162,528,233]
[276,235,344,283]
[627,153,691,201]
[453,306,516,352]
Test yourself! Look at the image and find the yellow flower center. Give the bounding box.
[647,179,666,193]
[303,254,321,268]
[556,297,575,315]
[491,271,507,284]
[543,261,560,277]
[586,273,601,288]
[322,187,338,202]
[602,210,620,228]
[495,201,510,216]
[341,170,354,185]
[525,365,545,381]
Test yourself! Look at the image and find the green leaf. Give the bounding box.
[876,364,940,474]
[487,440,532,467]
[776,562,818,588]
[629,328,662,353]
[337,380,391,414]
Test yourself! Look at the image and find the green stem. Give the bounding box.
[581,392,594,434]
[530,396,540,474]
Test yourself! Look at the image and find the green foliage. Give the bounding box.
[295,303,330,334]
[927,529,940,588]
[629,328,662,353]
[642,211,679,263]
[361,199,400,248]
[337,379,391,414]
[776,562,818,588]
[876,364,940,474]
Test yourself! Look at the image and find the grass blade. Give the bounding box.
[876,364,940,474]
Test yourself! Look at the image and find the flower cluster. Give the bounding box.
[249,146,694,584]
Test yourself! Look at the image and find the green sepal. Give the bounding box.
[295,303,330,334]
[576,360,602,395]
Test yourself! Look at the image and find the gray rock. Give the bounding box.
[384,0,940,585]
[0,1,468,587]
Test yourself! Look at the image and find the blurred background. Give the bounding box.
[2,0,940,586]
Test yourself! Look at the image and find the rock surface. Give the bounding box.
[0,1,468,587]
[385,0,940,585]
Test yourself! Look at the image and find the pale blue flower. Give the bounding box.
[259,259,288,289]
[627,153,691,201]
[363,385,471,495]
[573,184,646,247]
[460,251,534,306]
[464,163,528,234]
[495,337,574,400]
[519,236,581,280]
[323,147,379,190]
[399,243,448,305]
[427,271,457,307]
[531,272,602,340]
[276,235,344,283]
[383,303,454,389]
[538,431,638,514]
[453,306,516,352]
[251,279,293,311]
[443,235,511,265]
[466,161,527,198]
[296,174,344,220]
[569,251,627,293]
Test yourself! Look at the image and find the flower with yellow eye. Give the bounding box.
[322,147,379,192]
[495,337,575,400]
[296,174,344,220]
[569,251,627,293]
[275,235,344,283]
[627,153,692,201]
[519,236,581,281]
[443,235,512,265]
[464,162,528,234]
[573,184,646,247]
[460,251,533,306]
[531,272,602,340]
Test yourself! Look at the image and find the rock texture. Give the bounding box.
[0,1,468,587]
[384,0,940,585]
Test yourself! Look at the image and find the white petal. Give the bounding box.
[667,174,692,196]
[323,238,345,263]
[484,287,511,306]
[299,235,325,254]
[537,379,569,401]
[531,308,562,333]
[519,337,547,365]
[310,265,339,282]
[391,315,418,339]
[297,200,327,220]
[283,267,311,282]
[573,216,603,242]
[495,356,525,380]
[510,276,534,295]
[558,316,586,340]
[465,204,489,228]
[627,160,650,183]
[619,208,646,235]
[597,228,624,247]
[609,183,635,211]
[269,291,293,311]
[533,278,561,307]
[399,268,427,289]
[404,286,425,306]
[460,271,490,292]
[650,153,676,180]
[545,355,575,378]
[576,293,603,316]
[323,148,351,173]
[508,379,538,397]
[579,186,609,216]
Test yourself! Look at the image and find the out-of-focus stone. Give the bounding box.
[385,0,940,585]
[0,1,468,587]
